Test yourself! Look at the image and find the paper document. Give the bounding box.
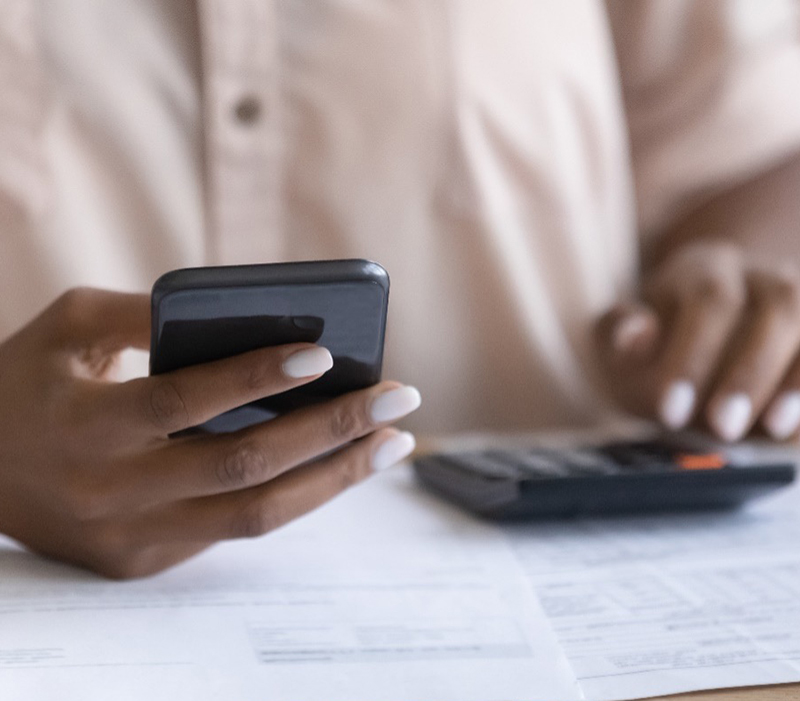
[0,469,580,701]
[505,477,800,700]
[6,457,800,701]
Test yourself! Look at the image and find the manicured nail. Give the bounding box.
[372,431,416,472]
[282,346,333,378]
[712,393,752,442]
[765,391,800,440]
[660,380,696,430]
[370,386,422,423]
[613,314,650,354]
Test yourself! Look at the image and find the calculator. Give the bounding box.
[412,435,797,519]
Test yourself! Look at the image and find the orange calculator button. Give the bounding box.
[677,453,726,470]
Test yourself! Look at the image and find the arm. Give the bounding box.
[597,0,800,442]
[648,153,800,268]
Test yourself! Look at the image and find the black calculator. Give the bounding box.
[412,435,797,519]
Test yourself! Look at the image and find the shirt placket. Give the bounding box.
[198,0,285,265]
[0,0,49,218]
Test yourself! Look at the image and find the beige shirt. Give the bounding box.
[2,0,800,434]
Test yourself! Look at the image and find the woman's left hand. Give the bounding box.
[595,241,800,442]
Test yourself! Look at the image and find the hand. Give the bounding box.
[596,241,800,442]
[0,288,421,579]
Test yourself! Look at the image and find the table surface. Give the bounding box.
[652,684,800,699]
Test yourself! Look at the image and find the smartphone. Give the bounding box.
[150,259,389,431]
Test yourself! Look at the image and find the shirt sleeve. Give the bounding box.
[606,0,800,240]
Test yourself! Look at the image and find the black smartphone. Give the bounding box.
[150,259,389,431]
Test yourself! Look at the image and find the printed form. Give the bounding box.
[5,461,800,701]
[0,469,580,701]
[506,475,800,699]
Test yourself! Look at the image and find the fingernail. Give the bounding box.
[282,346,333,378]
[613,314,651,354]
[712,392,752,442]
[660,380,696,430]
[370,386,422,423]
[372,431,416,472]
[765,391,800,440]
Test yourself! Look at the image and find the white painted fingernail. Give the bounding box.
[372,431,416,472]
[660,380,696,430]
[765,392,800,440]
[613,314,650,354]
[713,393,752,442]
[282,347,333,378]
[370,386,422,423]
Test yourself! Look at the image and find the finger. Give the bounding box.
[95,342,335,436]
[648,272,746,431]
[764,359,800,441]
[136,428,416,543]
[594,303,662,417]
[113,382,421,507]
[706,269,800,442]
[42,288,151,351]
[595,303,661,364]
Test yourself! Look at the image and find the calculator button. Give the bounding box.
[677,453,726,470]
[559,449,620,475]
[597,443,675,472]
[448,452,523,479]
[595,443,642,467]
[504,450,571,478]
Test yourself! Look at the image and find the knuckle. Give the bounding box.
[327,402,370,442]
[51,287,97,336]
[762,276,800,318]
[244,358,275,391]
[55,287,95,318]
[231,503,281,539]
[217,440,269,490]
[691,273,745,312]
[147,378,190,432]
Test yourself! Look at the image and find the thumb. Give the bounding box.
[595,302,661,366]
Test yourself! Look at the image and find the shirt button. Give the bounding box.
[233,95,262,125]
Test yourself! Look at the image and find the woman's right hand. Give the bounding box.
[0,288,420,579]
